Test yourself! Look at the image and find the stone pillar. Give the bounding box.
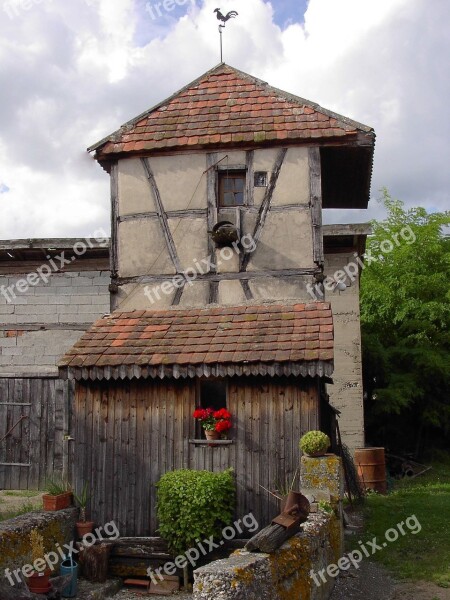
[300,454,344,560]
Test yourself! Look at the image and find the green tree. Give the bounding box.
[360,190,450,455]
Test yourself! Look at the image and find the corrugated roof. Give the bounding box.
[59,302,334,381]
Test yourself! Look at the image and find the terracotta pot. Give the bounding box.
[76,520,95,538]
[205,430,220,446]
[27,569,51,594]
[305,451,327,458]
[42,491,72,511]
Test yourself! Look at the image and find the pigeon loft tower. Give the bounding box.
[59,64,375,536]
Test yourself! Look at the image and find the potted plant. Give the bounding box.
[299,430,330,457]
[27,529,51,594]
[42,476,72,511]
[73,482,95,538]
[193,407,232,442]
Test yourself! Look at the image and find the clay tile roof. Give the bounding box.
[88,63,373,159]
[59,303,334,381]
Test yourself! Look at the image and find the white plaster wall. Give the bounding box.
[116,146,314,310]
[246,210,314,271]
[118,220,175,276]
[118,158,155,216]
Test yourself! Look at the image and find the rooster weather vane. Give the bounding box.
[214,8,238,62]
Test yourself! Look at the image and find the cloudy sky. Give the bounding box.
[0,0,448,239]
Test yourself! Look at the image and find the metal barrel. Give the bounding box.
[354,447,387,494]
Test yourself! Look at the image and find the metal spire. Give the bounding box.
[213,8,238,62]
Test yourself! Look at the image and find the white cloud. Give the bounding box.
[0,0,448,238]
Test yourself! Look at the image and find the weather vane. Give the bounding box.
[214,8,238,62]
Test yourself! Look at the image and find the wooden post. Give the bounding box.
[79,543,111,583]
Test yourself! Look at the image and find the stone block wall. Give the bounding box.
[324,252,365,451]
[193,455,344,600]
[0,508,77,584]
[0,270,110,375]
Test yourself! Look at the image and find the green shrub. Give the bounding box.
[299,430,330,456]
[156,468,235,556]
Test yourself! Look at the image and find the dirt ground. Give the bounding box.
[330,561,450,600]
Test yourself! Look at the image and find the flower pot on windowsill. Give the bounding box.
[43,491,72,511]
[27,569,51,594]
[205,430,220,446]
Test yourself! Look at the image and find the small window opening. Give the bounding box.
[219,171,246,207]
[254,171,268,187]
[196,379,227,438]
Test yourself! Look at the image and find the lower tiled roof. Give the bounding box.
[59,303,334,381]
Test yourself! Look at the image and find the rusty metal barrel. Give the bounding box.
[355,447,387,494]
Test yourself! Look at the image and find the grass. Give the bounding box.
[3,490,41,498]
[356,456,450,587]
[0,501,42,522]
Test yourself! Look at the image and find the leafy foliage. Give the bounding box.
[45,476,72,496]
[361,190,450,453]
[299,430,330,455]
[156,468,235,556]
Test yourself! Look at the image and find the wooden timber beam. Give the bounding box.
[116,266,320,286]
[141,158,182,274]
[241,147,288,271]
[309,147,324,264]
[206,153,219,304]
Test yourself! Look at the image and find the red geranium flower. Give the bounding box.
[213,408,232,420]
[193,408,207,420]
[215,419,232,433]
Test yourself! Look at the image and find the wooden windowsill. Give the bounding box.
[189,439,234,445]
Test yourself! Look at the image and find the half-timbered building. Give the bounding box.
[59,63,375,535]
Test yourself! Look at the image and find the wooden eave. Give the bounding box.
[61,360,334,382]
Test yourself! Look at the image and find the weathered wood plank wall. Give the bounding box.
[73,377,319,536]
[0,377,72,490]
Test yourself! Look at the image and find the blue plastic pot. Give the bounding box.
[60,556,78,598]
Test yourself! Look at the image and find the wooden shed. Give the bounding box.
[60,301,333,536]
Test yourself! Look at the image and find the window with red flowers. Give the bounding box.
[196,379,228,438]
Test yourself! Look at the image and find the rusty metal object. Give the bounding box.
[355,447,387,494]
[271,491,310,531]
